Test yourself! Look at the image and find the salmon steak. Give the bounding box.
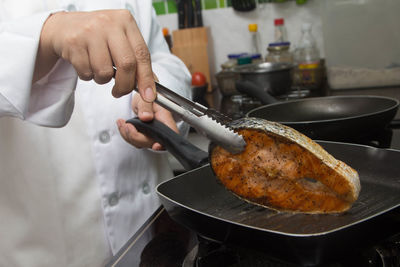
[210,118,361,214]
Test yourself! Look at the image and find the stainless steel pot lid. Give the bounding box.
[232,62,293,74]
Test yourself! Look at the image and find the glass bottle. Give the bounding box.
[274,18,288,43]
[162,27,172,51]
[293,23,322,90]
[248,23,262,55]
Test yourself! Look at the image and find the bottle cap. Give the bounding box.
[237,54,252,65]
[248,24,258,32]
[267,42,290,52]
[228,53,247,59]
[251,53,262,59]
[162,27,169,36]
[274,18,284,26]
[268,42,291,47]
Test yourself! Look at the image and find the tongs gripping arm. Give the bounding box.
[153,83,246,154]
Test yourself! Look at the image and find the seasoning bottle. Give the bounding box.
[293,23,321,90]
[274,18,288,43]
[162,27,172,51]
[248,23,262,55]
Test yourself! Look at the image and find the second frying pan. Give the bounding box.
[247,95,399,142]
[235,80,399,142]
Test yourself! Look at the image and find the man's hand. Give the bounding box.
[34,9,156,102]
[116,93,178,150]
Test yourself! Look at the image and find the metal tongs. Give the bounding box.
[150,82,246,154]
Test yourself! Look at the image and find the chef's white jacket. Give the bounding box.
[0,0,192,266]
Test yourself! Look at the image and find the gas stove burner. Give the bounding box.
[182,244,240,267]
[182,239,293,267]
[277,88,312,100]
[182,235,307,267]
[220,95,263,120]
[374,233,400,267]
[182,233,400,267]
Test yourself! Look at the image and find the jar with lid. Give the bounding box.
[251,53,263,64]
[221,53,246,70]
[237,54,253,65]
[217,53,244,96]
[265,42,293,64]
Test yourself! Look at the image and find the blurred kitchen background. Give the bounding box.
[151,0,400,172]
[153,0,400,91]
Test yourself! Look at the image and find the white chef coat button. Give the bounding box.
[67,4,77,11]
[108,192,119,206]
[125,3,134,14]
[99,130,111,144]
[142,182,150,194]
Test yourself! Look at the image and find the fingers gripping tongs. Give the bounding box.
[152,82,246,154]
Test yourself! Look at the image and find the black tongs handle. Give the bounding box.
[126,117,208,170]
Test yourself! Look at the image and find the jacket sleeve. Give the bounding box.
[136,2,192,136]
[0,11,77,127]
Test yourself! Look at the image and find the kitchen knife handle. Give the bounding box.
[194,0,203,27]
[126,118,209,170]
[187,0,194,28]
[176,0,186,29]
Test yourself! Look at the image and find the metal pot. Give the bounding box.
[232,62,293,96]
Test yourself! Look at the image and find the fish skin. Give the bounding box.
[210,117,361,214]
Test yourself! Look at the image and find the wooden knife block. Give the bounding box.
[171,27,212,92]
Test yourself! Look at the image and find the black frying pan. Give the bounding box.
[127,118,400,266]
[236,80,400,142]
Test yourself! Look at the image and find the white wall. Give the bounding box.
[156,0,324,86]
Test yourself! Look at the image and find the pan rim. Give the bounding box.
[157,141,400,237]
[246,95,400,125]
[157,183,399,237]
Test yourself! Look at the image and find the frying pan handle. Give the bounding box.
[235,80,278,105]
[389,119,400,129]
[126,118,209,171]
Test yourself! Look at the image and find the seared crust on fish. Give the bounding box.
[210,118,361,214]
